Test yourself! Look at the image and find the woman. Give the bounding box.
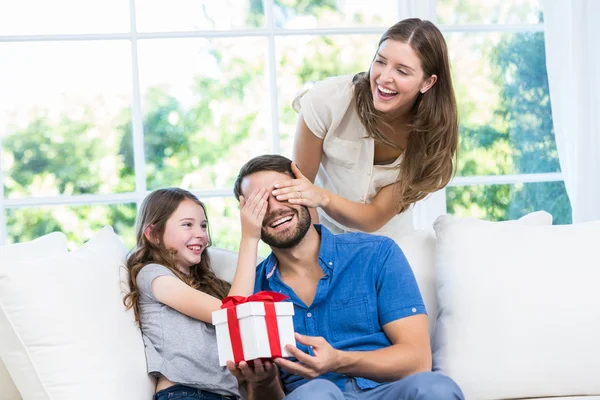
[272,18,458,239]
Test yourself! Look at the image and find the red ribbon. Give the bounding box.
[221,291,289,363]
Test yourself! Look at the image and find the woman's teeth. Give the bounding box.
[378,85,398,95]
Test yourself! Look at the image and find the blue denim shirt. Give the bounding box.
[254,225,426,393]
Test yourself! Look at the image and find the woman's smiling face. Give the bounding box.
[369,39,433,118]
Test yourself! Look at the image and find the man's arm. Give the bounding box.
[335,314,431,381]
[275,315,431,383]
[227,359,286,400]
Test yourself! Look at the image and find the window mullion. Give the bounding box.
[264,0,280,154]
[129,0,147,200]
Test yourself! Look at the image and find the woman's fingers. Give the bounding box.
[273,178,301,189]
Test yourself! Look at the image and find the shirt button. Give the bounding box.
[412,308,417,313]
[359,196,365,202]
[328,261,333,266]
[307,312,312,318]
[367,170,371,175]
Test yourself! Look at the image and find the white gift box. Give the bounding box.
[212,301,296,367]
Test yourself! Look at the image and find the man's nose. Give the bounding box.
[267,193,285,211]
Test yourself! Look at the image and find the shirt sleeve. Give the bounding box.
[136,264,177,302]
[375,239,427,325]
[291,75,353,139]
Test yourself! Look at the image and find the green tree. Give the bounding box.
[448,30,571,223]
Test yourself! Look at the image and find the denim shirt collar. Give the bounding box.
[263,224,335,280]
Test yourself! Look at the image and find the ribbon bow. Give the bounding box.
[221,291,290,363]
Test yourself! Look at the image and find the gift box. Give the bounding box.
[212,291,296,367]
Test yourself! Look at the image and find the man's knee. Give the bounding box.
[404,372,464,400]
[284,379,344,400]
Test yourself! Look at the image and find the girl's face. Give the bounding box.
[369,39,434,118]
[162,198,209,273]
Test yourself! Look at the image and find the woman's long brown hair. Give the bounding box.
[123,188,231,324]
[353,18,458,212]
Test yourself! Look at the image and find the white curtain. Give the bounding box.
[542,0,600,223]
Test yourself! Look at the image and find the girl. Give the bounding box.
[273,18,458,241]
[123,187,269,400]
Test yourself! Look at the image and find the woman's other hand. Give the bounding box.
[272,163,330,208]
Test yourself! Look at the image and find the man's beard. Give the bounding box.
[261,206,311,249]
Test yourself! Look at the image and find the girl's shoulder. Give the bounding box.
[136,263,177,291]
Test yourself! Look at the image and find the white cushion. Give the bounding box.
[396,211,552,337]
[432,216,600,399]
[0,227,153,400]
[0,232,69,400]
[209,247,264,284]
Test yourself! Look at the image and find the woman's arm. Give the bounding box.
[273,163,399,232]
[151,188,269,324]
[293,114,324,183]
[292,115,323,224]
[286,114,400,232]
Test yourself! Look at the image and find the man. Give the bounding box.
[228,155,463,400]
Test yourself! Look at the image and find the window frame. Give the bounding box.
[0,0,560,245]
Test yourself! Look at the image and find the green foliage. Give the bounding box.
[448,31,571,223]
[4,115,133,197]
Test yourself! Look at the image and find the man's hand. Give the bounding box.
[226,358,278,386]
[274,333,342,379]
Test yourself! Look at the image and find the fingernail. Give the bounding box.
[274,184,280,188]
[276,195,283,200]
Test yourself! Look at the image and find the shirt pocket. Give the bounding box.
[328,294,373,342]
[324,137,362,169]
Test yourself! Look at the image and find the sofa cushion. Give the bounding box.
[0,231,69,400]
[396,211,552,337]
[432,217,600,399]
[0,227,153,400]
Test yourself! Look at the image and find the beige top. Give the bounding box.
[293,74,414,239]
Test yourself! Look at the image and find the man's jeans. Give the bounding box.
[283,372,464,400]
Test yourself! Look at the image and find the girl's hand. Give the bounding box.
[239,188,269,240]
[272,162,329,208]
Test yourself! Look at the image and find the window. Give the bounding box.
[0,0,570,251]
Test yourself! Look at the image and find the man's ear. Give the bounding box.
[143,224,157,244]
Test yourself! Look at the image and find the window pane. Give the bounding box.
[203,197,271,257]
[0,0,129,35]
[1,41,135,199]
[138,38,271,191]
[446,181,572,224]
[447,31,559,177]
[273,0,397,28]
[277,34,380,156]
[135,0,263,32]
[6,203,137,249]
[437,0,542,25]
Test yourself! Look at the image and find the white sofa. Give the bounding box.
[1,212,599,400]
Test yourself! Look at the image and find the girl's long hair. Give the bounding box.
[353,18,458,212]
[123,188,231,324]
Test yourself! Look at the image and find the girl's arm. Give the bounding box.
[151,188,269,324]
[285,115,399,232]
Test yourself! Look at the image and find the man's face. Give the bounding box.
[240,170,311,249]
